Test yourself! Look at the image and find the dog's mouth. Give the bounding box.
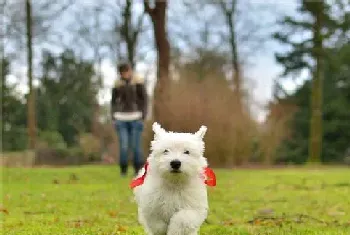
[170,169,182,173]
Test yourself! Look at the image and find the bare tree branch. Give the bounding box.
[143,0,154,16]
[218,0,233,16]
[40,0,74,22]
[133,12,145,44]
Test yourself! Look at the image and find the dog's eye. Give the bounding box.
[163,149,169,154]
[184,150,190,155]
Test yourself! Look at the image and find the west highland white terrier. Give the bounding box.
[130,122,216,235]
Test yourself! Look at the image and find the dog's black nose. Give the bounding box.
[170,160,181,170]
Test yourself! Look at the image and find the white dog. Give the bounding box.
[130,122,216,235]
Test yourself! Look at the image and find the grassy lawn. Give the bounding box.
[1,166,350,234]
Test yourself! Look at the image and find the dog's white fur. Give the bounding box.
[133,122,210,235]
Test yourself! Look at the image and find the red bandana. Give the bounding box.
[130,162,216,189]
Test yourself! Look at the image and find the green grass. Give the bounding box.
[1,166,350,234]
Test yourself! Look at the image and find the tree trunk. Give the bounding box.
[226,1,242,102]
[221,0,249,165]
[308,2,324,163]
[144,1,170,126]
[26,0,36,149]
[122,0,134,68]
[220,0,243,107]
[121,0,144,70]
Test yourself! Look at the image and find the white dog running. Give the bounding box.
[130,122,216,235]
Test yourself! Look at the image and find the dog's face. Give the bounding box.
[148,123,208,180]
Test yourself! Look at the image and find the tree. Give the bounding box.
[37,50,98,146]
[120,0,145,69]
[4,0,73,149]
[37,51,59,133]
[260,86,297,164]
[216,0,260,165]
[218,0,243,108]
[273,0,348,162]
[73,0,148,69]
[178,0,271,90]
[26,0,36,149]
[275,44,350,164]
[71,1,148,153]
[179,49,228,82]
[72,4,106,143]
[1,58,28,151]
[144,0,170,126]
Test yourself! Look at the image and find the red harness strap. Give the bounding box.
[130,161,149,189]
[203,167,216,186]
[130,162,216,189]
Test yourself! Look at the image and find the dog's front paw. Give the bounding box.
[167,210,206,235]
[146,220,168,235]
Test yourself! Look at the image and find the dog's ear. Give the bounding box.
[195,125,207,139]
[152,122,167,137]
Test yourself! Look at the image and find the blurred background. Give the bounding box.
[1,0,350,167]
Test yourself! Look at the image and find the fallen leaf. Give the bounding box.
[108,210,118,218]
[74,222,82,228]
[67,173,79,184]
[254,219,261,225]
[222,220,236,226]
[52,179,59,184]
[67,219,90,228]
[0,208,9,214]
[115,225,127,232]
[69,173,79,181]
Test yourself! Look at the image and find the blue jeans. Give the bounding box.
[114,119,144,175]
